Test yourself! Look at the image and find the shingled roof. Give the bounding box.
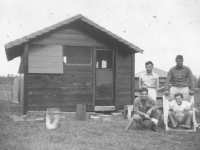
[5,14,144,61]
[135,67,168,78]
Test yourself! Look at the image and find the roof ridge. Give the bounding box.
[5,14,144,61]
[4,14,84,49]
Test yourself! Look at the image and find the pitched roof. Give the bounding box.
[135,67,168,78]
[5,14,144,61]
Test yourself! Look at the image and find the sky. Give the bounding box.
[0,0,200,77]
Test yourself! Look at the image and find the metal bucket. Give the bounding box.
[46,108,61,129]
[75,104,86,121]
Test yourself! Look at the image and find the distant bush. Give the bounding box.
[0,74,18,85]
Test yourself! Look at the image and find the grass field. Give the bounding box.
[0,85,200,150]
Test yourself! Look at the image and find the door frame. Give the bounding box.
[93,48,115,107]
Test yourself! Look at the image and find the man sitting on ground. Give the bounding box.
[168,93,194,129]
[133,88,161,132]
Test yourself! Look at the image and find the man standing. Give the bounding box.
[164,55,195,101]
[133,88,161,132]
[139,61,159,101]
[168,93,193,129]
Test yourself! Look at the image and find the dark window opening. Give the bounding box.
[96,50,113,69]
[159,78,166,83]
[63,46,92,65]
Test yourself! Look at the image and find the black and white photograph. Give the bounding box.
[0,0,200,149]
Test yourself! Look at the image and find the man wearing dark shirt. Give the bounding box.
[164,55,194,101]
[133,88,160,132]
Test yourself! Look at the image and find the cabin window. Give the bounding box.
[159,78,166,83]
[63,46,92,65]
[96,50,113,69]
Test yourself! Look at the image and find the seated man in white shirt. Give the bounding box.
[168,93,194,129]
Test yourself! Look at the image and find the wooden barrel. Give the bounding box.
[75,104,86,121]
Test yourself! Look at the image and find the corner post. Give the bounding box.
[92,46,96,111]
[23,44,28,114]
[114,48,117,108]
[131,53,135,104]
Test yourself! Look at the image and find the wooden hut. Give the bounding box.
[135,67,167,99]
[5,14,144,114]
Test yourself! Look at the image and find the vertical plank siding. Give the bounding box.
[27,27,105,111]
[115,50,132,110]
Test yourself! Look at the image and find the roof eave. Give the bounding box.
[5,14,144,61]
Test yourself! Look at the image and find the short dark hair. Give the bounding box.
[140,88,148,94]
[174,93,183,99]
[145,61,154,67]
[176,55,183,60]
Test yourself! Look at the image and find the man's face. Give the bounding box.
[175,96,182,105]
[145,64,153,74]
[176,59,183,67]
[141,91,148,100]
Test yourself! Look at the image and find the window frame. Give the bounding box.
[63,46,92,66]
[96,49,114,70]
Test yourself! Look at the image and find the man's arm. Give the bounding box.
[133,100,145,116]
[155,75,159,91]
[165,69,172,90]
[139,75,142,89]
[187,68,195,90]
[149,98,160,111]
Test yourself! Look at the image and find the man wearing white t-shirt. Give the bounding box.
[139,61,159,101]
[168,93,193,129]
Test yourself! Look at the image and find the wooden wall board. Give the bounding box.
[29,56,62,62]
[117,83,132,88]
[95,99,113,106]
[33,39,105,47]
[28,99,93,106]
[27,105,93,112]
[46,33,97,42]
[115,49,132,110]
[29,44,63,74]
[117,78,132,84]
[29,68,63,74]
[64,65,92,72]
[29,62,63,68]
[64,71,92,77]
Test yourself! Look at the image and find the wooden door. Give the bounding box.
[95,49,114,106]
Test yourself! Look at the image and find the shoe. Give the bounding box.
[135,121,143,129]
[152,125,160,132]
[181,125,191,129]
[171,124,178,129]
[169,122,178,129]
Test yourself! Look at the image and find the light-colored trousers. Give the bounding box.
[147,88,157,101]
[170,86,190,101]
[133,110,160,126]
[168,110,193,127]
